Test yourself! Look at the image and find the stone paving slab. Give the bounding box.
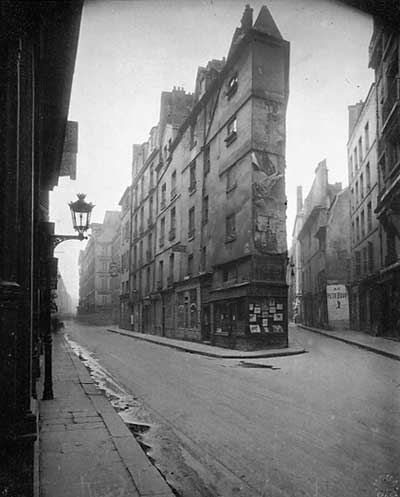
[39,333,174,497]
[298,324,400,361]
[107,327,307,358]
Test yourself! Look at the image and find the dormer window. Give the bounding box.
[225,116,237,146]
[226,74,238,99]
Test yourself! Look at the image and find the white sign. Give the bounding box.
[326,284,349,325]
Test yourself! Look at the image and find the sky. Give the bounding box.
[50,0,374,303]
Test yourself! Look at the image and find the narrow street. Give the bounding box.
[65,321,400,497]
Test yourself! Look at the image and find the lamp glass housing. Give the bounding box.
[69,193,94,237]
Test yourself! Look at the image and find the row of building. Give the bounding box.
[78,5,291,350]
[290,18,400,340]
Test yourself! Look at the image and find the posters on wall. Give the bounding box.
[326,284,349,325]
[249,298,284,333]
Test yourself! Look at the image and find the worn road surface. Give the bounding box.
[65,321,400,497]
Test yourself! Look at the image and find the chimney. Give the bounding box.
[240,4,253,32]
[296,186,303,213]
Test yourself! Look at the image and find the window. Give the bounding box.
[202,195,209,224]
[133,245,137,268]
[361,210,365,239]
[149,196,153,224]
[102,262,108,272]
[226,213,236,242]
[146,267,150,294]
[139,240,143,265]
[368,241,374,272]
[150,165,154,189]
[225,116,237,146]
[351,221,355,245]
[124,221,130,241]
[226,73,238,99]
[204,144,210,175]
[363,246,368,274]
[147,233,152,261]
[356,216,360,242]
[169,207,176,240]
[140,207,144,232]
[188,207,195,240]
[141,176,145,200]
[226,165,237,192]
[158,260,164,288]
[189,162,196,193]
[360,174,364,199]
[355,181,359,204]
[190,124,196,149]
[160,217,165,247]
[367,202,372,232]
[358,137,363,163]
[161,183,166,209]
[171,170,177,198]
[364,122,369,152]
[350,188,354,212]
[354,148,358,171]
[366,163,371,190]
[201,246,206,271]
[349,156,353,179]
[355,251,361,276]
[187,254,194,276]
[101,277,108,290]
[169,253,174,283]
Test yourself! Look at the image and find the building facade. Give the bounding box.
[124,5,290,350]
[0,2,82,495]
[288,186,304,322]
[118,186,131,328]
[298,160,351,329]
[347,84,382,333]
[369,20,400,339]
[78,211,120,323]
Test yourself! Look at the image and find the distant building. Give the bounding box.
[347,84,381,333]
[288,186,304,322]
[298,160,350,329]
[55,273,74,316]
[124,5,290,350]
[118,186,131,328]
[369,20,400,339]
[110,215,122,324]
[78,211,121,323]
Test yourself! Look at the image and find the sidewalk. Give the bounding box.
[297,323,400,361]
[39,332,174,497]
[106,327,307,358]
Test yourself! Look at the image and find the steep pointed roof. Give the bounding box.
[253,5,283,40]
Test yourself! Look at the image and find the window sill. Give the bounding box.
[226,182,237,194]
[225,235,237,244]
[224,132,237,147]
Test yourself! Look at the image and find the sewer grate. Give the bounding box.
[238,361,280,370]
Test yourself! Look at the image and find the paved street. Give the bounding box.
[65,321,400,497]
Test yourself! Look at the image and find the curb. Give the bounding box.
[106,327,307,359]
[61,335,174,497]
[298,324,400,362]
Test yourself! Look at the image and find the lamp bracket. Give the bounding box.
[50,233,87,249]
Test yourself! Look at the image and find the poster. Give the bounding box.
[249,304,254,311]
[254,306,261,314]
[250,324,261,333]
[276,303,283,310]
[274,313,283,321]
[326,284,349,325]
[272,325,283,333]
[249,314,257,322]
[262,319,269,327]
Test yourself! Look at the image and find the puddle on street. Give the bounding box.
[65,334,184,496]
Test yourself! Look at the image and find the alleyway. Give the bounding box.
[65,321,400,497]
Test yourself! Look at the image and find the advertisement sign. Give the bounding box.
[326,284,349,327]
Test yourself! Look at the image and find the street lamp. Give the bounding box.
[41,194,94,400]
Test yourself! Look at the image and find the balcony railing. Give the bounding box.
[168,228,176,241]
[382,77,400,127]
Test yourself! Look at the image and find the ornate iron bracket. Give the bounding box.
[50,233,87,250]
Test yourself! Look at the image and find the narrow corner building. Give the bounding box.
[126,5,290,350]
